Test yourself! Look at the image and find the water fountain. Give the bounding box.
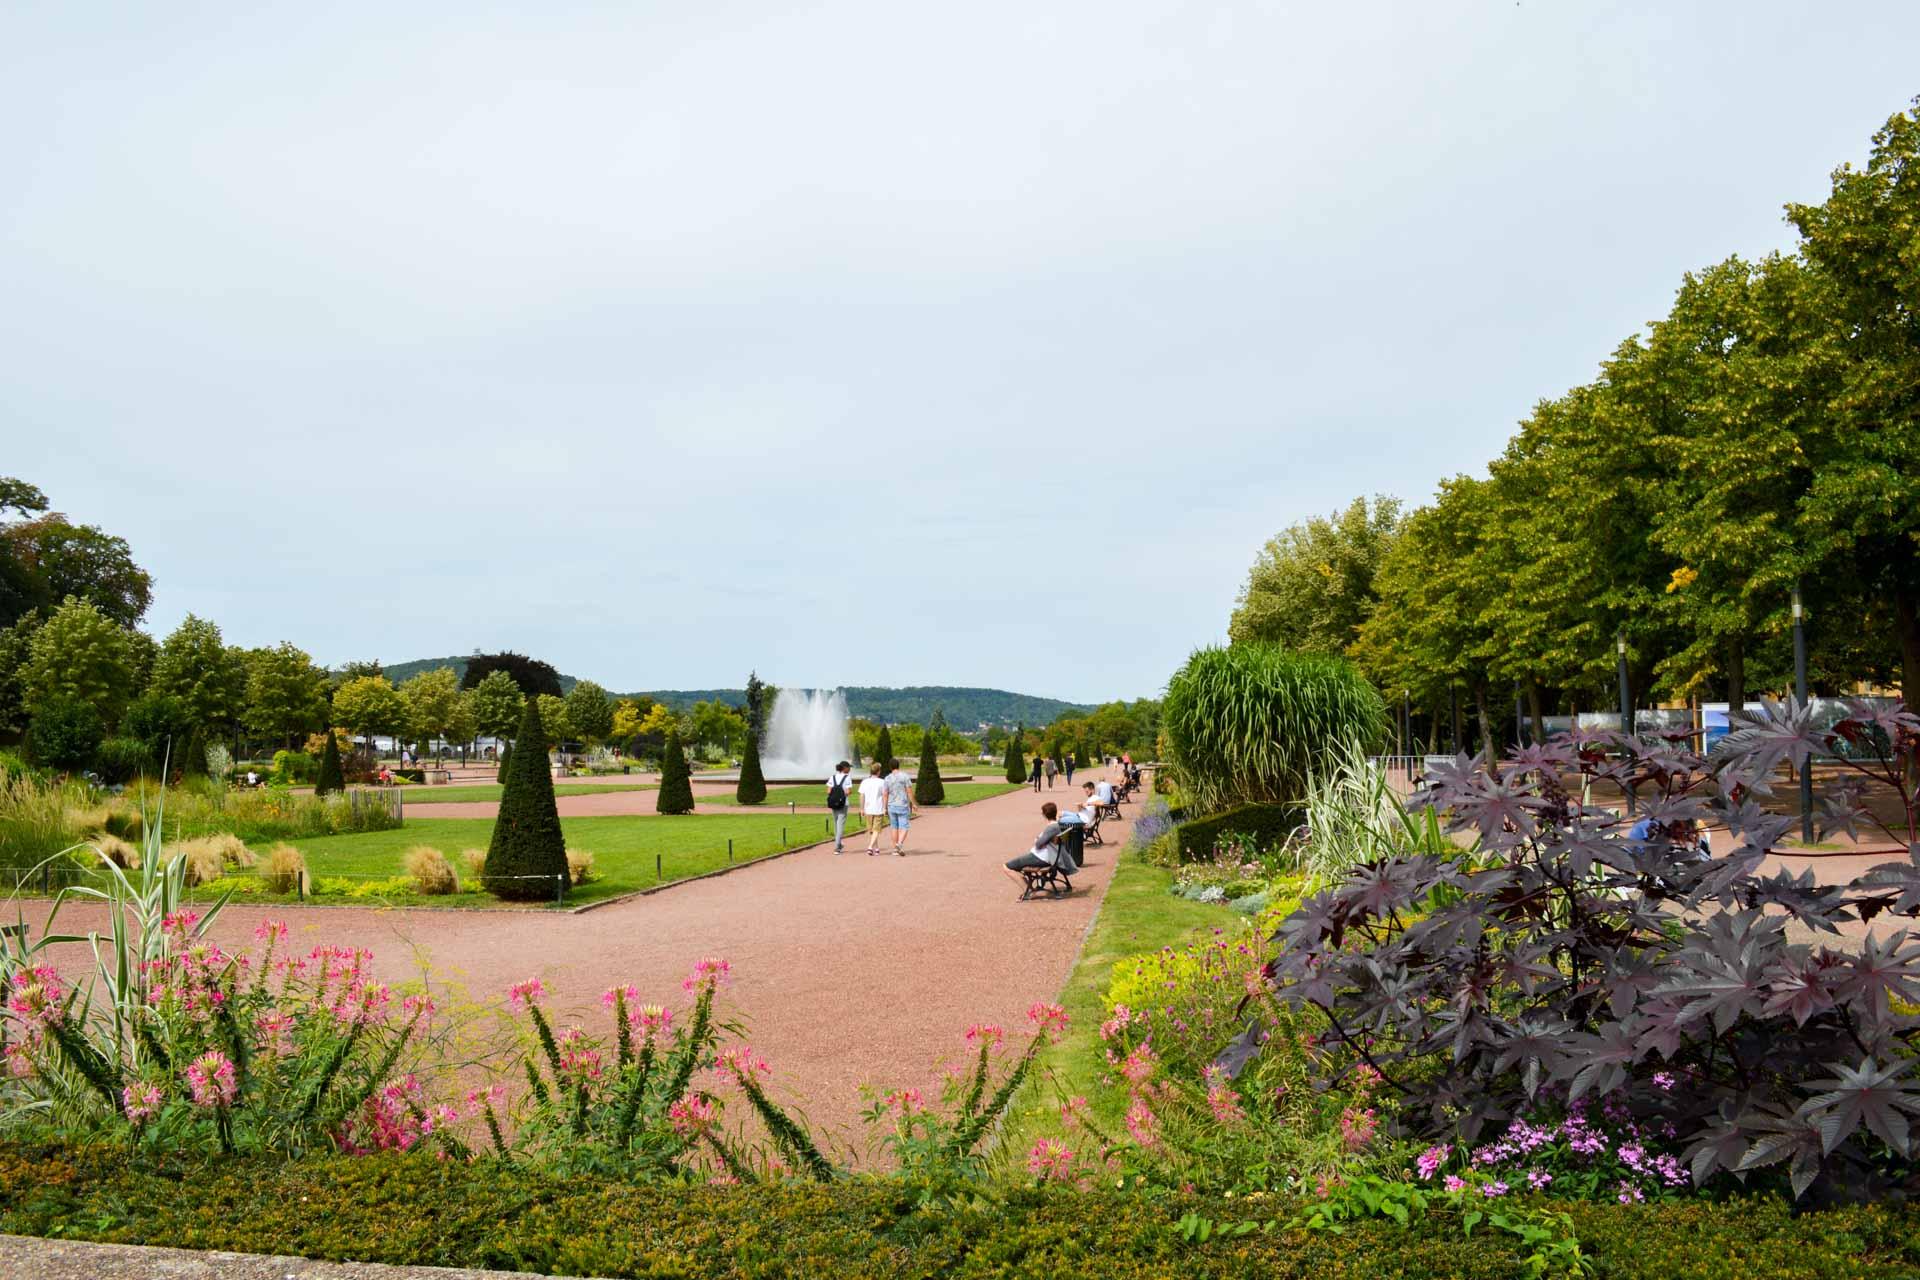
[761,688,852,781]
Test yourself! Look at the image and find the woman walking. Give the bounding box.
[1044,755,1059,790]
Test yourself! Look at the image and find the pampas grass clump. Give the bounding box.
[566,847,596,886]
[403,845,459,895]
[261,843,306,894]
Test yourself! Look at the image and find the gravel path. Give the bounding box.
[17,783,1141,1157]
[0,1235,574,1280]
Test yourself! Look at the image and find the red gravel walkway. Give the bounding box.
[19,783,1140,1160]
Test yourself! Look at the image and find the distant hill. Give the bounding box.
[357,659,1088,727]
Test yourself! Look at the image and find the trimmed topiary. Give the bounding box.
[914,731,944,805]
[655,727,694,814]
[482,699,569,901]
[736,731,767,805]
[1003,729,1026,785]
[315,729,346,796]
[873,725,893,775]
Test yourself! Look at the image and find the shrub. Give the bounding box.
[1161,644,1386,813]
[85,831,140,870]
[92,736,154,784]
[654,727,694,815]
[483,698,569,901]
[402,845,458,895]
[460,847,486,880]
[1172,804,1299,864]
[314,729,345,796]
[566,847,595,886]
[259,843,305,893]
[170,834,256,886]
[25,694,103,772]
[1233,702,1920,1205]
[874,725,893,777]
[1003,731,1025,785]
[269,749,316,786]
[736,732,767,805]
[914,732,945,805]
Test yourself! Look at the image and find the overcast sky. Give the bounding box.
[4,3,1916,704]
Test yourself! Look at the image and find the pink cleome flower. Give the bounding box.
[1027,1002,1069,1041]
[630,1003,674,1036]
[669,1095,717,1137]
[1058,1095,1090,1130]
[1207,1081,1245,1126]
[506,978,545,1010]
[1124,1099,1158,1148]
[122,1082,163,1124]
[1339,1105,1378,1152]
[1416,1144,1452,1180]
[714,1045,771,1081]
[1118,1042,1157,1086]
[1442,1175,1467,1193]
[253,919,289,943]
[1026,1138,1075,1181]
[683,958,733,994]
[964,1023,1005,1050]
[602,984,639,1012]
[185,1051,237,1108]
[882,1088,924,1115]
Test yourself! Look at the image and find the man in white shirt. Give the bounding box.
[1094,779,1115,807]
[857,762,889,855]
[825,760,856,853]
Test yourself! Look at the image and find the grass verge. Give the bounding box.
[400,781,658,805]
[698,782,1024,809]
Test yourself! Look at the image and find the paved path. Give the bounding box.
[18,784,1138,1159]
[0,1235,570,1280]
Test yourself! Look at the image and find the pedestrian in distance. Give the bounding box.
[883,757,916,856]
[1064,754,1076,786]
[1030,754,1043,792]
[825,759,855,853]
[1044,755,1059,789]
[859,762,888,854]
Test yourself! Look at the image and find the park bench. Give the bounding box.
[1017,826,1084,901]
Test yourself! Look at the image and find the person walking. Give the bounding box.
[1044,755,1058,789]
[825,759,855,853]
[1030,754,1043,792]
[883,757,917,856]
[1064,754,1076,786]
[859,762,888,854]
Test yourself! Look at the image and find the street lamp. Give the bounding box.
[1616,631,1632,737]
[1794,583,1812,843]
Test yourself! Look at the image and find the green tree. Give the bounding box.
[655,726,695,814]
[442,691,479,758]
[690,699,747,756]
[482,696,569,901]
[150,615,249,742]
[914,730,945,805]
[460,651,562,698]
[1229,496,1404,653]
[1004,727,1027,785]
[744,670,768,746]
[20,597,139,727]
[875,724,894,771]
[468,670,525,745]
[122,692,195,772]
[245,642,329,748]
[26,694,103,772]
[535,693,571,748]
[331,675,406,754]
[564,679,615,747]
[1786,99,1920,700]
[0,479,49,630]
[314,726,346,796]
[0,513,152,628]
[400,666,463,760]
[736,729,767,805]
[0,609,43,737]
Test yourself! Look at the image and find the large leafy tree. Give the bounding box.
[0,509,152,630]
[690,699,747,755]
[0,609,43,737]
[400,666,463,759]
[535,693,571,749]
[468,669,525,745]
[1229,495,1404,654]
[564,679,615,747]
[460,651,563,699]
[0,479,49,629]
[442,690,479,757]
[482,696,569,901]
[331,675,407,753]
[149,615,249,742]
[245,641,330,748]
[20,597,140,728]
[1787,98,1920,701]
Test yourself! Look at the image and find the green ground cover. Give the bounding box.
[399,781,657,805]
[197,813,830,908]
[1000,849,1224,1155]
[707,781,1022,808]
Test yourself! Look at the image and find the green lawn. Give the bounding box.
[705,781,1024,808]
[998,848,1229,1160]
[197,814,835,909]
[401,782,657,805]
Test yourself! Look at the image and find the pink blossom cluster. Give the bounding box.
[341,1074,431,1153]
[881,1088,924,1115]
[122,1081,163,1124]
[1202,1067,1244,1125]
[1026,1137,1076,1181]
[631,1003,673,1036]
[669,1095,716,1137]
[506,977,545,1009]
[683,957,732,994]
[714,1045,771,1082]
[557,1028,604,1082]
[5,965,64,1028]
[1026,1001,1069,1042]
[964,1022,1005,1050]
[185,1050,237,1108]
[1339,1105,1378,1152]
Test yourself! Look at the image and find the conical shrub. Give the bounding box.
[656,726,694,814]
[483,699,569,901]
[315,730,346,796]
[914,731,945,805]
[1004,730,1027,785]
[736,731,767,805]
[875,725,893,772]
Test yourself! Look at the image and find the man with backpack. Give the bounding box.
[825,759,856,853]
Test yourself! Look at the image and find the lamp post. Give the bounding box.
[1794,584,1812,843]
[1617,631,1634,815]
[1403,689,1413,776]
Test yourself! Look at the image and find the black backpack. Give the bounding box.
[826,775,848,811]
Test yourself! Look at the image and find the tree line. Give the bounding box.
[1231,100,1920,749]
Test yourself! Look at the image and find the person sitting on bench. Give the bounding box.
[1002,802,1071,886]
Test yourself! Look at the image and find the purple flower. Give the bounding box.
[1526,1169,1553,1191]
[1480,1180,1510,1198]
[1415,1144,1451,1180]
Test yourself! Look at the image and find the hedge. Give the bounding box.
[1,1146,1913,1279]
[1174,802,1300,863]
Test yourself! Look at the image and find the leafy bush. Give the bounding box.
[269,748,316,786]
[92,736,154,784]
[1173,804,1299,864]
[25,694,103,772]
[482,698,569,900]
[1161,644,1386,813]
[1228,701,1920,1205]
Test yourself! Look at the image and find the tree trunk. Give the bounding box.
[1726,635,1746,718]
[1426,699,1440,754]
[1474,684,1494,765]
[1451,686,1463,755]
[1527,681,1546,746]
[1894,578,1920,711]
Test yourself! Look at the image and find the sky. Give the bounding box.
[4,2,1917,705]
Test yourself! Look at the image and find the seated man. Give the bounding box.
[1094,778,1115,805]
[1057,781,1098,825]
[1003,802,1071,885]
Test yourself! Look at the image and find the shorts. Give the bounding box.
[865,812,887,831]
[1005,852,1050,871]
[888,808,911,831]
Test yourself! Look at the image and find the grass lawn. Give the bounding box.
[401,782,657,805]
[705,781,1024,809]
[998,848,1233,1161]
[197,814,833,909]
